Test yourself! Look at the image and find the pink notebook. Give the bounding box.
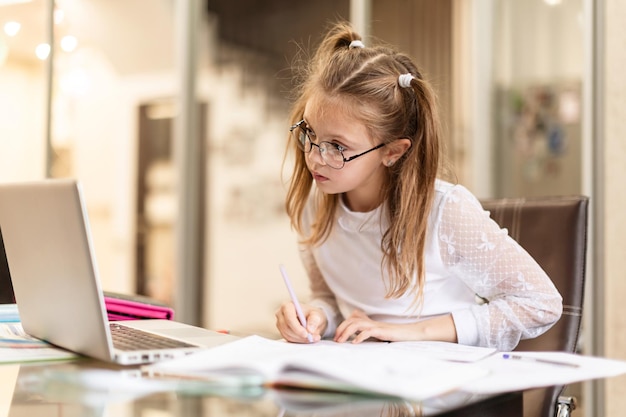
[103,292,175,321]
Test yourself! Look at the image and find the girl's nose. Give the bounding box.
[306,146,326,166]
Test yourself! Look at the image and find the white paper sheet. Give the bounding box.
[144,335,489,401]
[461,351,626,394]
[145,335,626,401]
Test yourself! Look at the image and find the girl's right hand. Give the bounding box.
[275,302,326,343]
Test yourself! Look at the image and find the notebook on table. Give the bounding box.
[0,179,238,365]
[103,291,175,321]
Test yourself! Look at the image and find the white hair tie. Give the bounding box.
[349,40,365,49]
[398,73,414,88]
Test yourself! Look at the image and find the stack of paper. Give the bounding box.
[0,304,19,323]
[0,321,78,363]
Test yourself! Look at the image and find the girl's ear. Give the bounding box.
[383,138,412,166]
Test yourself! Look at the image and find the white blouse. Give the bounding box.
[300,180,562,352]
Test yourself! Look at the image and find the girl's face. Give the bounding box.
[302,98,388,212]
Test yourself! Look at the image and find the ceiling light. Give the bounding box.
[60,68,91,96]
[35,43,50,60]
[3,21,21,37]
[54,8,64,25]
[60,35,77,52]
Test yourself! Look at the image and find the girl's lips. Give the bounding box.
[312,172,328,182]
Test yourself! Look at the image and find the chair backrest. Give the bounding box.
[480,195,589,417]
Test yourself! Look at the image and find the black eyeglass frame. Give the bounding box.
[289,120,386,169]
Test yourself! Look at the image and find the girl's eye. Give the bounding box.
[324,142,344,152]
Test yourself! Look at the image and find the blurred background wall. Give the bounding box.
[0,0,624,414]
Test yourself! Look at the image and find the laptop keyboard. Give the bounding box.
[109,323,196,351]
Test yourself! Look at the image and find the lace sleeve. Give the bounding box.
[437,186,563,351]
[300,246,342,338]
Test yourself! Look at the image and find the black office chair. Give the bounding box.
[480,195,588,417]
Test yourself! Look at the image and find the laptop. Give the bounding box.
[0,179,238,365]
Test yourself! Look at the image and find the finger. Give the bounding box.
[305,309,324,336]
[334,319,365,343]
[351,325,385,343]
[302,315,323,343]
[351,329,372,344]
[275,303,304,342]
[335,309,367,338]
[282,302,313,343]
[334,310,365,339]
[334,318,351,341]
[275,305,297,341]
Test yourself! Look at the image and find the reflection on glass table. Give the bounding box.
[3,360,521,417]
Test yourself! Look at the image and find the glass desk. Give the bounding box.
[2,359,523,417]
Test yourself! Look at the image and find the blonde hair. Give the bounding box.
[284,21,443,307]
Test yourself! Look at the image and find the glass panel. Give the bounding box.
[200,1,350,333]
[489,0,587,410]
[492,0,584,198]
[48,0,179,298]
[0,0,48,181]
[1,0,354,332]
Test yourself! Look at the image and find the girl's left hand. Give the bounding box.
[334,310,405,343]
[334,309,458,344]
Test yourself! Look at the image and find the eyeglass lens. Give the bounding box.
[294,128,346,169]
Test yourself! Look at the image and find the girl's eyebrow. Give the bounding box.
[322,130,356,146]
[302,118,354,146]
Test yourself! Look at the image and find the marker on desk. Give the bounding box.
[279,264,314,343]
[502,353,579,368]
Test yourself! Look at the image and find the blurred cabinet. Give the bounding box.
[135,101,207,305]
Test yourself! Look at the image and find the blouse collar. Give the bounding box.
[337,197,387,233]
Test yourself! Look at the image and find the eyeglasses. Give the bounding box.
[289,120,385,169]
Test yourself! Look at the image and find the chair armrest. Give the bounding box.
[556,395,577,417]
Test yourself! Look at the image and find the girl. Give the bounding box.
[275,22,562,351]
